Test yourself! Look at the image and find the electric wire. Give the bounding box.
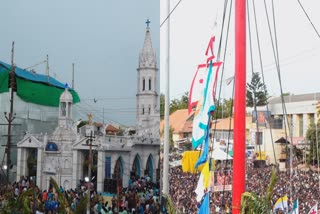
[297,0,320,39]
[160,0,183,28]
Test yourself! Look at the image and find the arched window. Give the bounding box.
[142,78,145,91]
[61,102,66,117]
[67,102,72,117]
[149,78,151,90]
[148,105,151,114]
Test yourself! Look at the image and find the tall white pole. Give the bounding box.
[163,0,170,196]
[316,120,320,191]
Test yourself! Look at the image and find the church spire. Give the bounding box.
[139,19,156,68]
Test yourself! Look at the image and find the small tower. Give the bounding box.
[58,88,73,128]
[136,20,159,137]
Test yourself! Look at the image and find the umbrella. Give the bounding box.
[275,137,290,144]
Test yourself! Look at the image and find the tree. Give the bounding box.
[160,126,175,151]
[306,122,320,164]
[160,92,189,118]
[160,93,165,119]
[246,72,268,107]
[215,98,234,119]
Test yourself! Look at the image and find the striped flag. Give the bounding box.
[191,60,222,149]
[308,203,317,214]
[273,195,288,212]
[290,199,299,214]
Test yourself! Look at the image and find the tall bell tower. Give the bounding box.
[136,20,159,138]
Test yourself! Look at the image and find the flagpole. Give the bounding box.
[162,0,170,198]
[232,0,246,213]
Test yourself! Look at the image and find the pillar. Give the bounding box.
[97,150,105,192]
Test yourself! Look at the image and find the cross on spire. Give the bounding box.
[146,19,151,28]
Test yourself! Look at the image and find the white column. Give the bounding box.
[303,114,309,137]
[20,148,27,177]
[36,148,43,187]
[292,114,298,137]
[97,151,105,192]
[122,155,129,188]
[72,150,81,189]
[16,148,22,181]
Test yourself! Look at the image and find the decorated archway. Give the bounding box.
[114,157,123,179]
[132,154,141,178]
[145,154,154,182]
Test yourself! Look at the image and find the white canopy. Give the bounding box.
[210,148,233,160]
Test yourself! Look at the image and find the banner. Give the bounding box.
[210,170,232,192]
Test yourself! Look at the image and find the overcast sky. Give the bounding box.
[0,0,159,127]
[160,0,320,101]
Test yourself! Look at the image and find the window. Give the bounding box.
[149,78,151,90]
[105,157,111,178]
[142,78,145,91]
[148,105,151,114]
[142,105,144,115]
[61,102,66,117]
[67,102,71,117]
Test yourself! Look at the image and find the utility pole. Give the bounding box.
[85,130,95,214]
[72,63,75,89]
[4,42,16,190]
[46,54,49,83]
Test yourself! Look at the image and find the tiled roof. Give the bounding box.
[211,116,252,130]
[105,124,119,132]
[160,109,193,134]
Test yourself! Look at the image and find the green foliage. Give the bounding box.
[246,72,268,107]
[77,120,88,131]
[162,194,176,214]
[306,122,320,164]
[215,98,234,119]
[241,168,277,214]
[170,92,189,114]
[160,126,175,151]
[2,188,33,214]
[160,93,165,119]
[50,177,67,212]
[74,195,88,214]
[160,92,189,119]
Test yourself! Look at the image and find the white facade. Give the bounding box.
[247,93,320,165]
[16,24,160,193]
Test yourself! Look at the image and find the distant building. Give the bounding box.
[16,23,160,192]
[162,93,320,167]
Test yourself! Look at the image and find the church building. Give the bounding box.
[16,23,160,193]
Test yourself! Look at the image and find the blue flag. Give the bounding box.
[198,192,209,214]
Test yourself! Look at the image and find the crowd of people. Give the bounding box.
[169,152,320,213]
[0,174,160,214]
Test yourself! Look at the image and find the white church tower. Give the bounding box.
[58,88,73,128]
[136,20,160,138]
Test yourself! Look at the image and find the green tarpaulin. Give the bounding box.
[0,69,9,93]
[16,77,80,107]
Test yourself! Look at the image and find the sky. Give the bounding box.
[0,0,159,127]
[160,0,320,102]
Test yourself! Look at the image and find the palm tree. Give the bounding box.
[241,168,277,214]
[2,177,88,214]
[2,187,34,214]
[49,177,88,214]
